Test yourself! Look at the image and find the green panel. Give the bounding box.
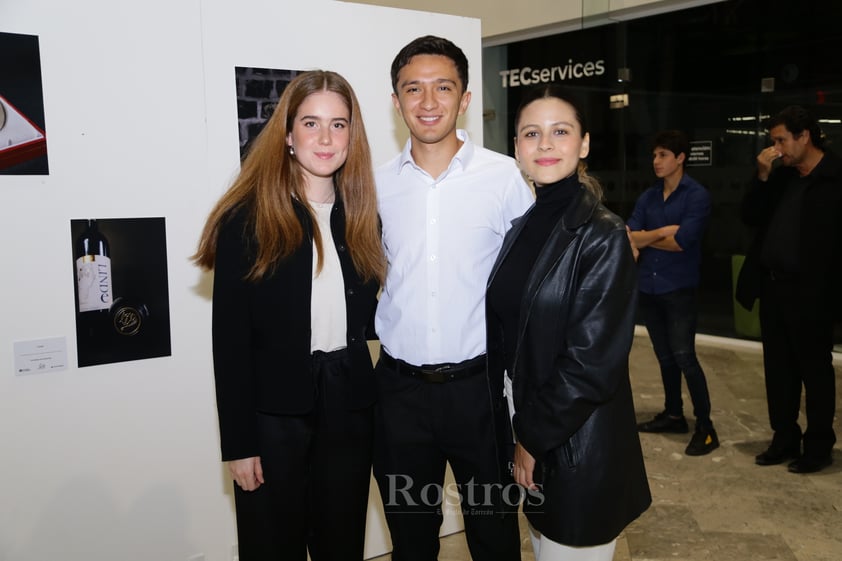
[731,254,761,339]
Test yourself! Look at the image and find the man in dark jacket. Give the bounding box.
[737,105,842,474]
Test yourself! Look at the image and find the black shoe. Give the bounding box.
[755,443,801,466]
[685,427,720,456]
[787,456,832,474]
[637,411,689,434]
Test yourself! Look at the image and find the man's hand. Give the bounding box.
[757,146,781,182]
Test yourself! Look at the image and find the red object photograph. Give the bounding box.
[0,31,49,174]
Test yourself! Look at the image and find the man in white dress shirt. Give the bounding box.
[373,35,534,561]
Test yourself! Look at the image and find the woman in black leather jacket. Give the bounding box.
[487,85,650,560]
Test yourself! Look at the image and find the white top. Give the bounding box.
[310,201,347,353]
[375,129,534,365]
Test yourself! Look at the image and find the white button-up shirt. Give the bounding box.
[375,130,534,365]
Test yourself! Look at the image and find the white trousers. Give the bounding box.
[528,524,617,561]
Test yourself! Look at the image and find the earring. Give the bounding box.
[289,146,295,156]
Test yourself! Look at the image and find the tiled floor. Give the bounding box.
[376,335,842,561]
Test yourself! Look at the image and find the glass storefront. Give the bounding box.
[482,0,842,346]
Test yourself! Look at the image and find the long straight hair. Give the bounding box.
[514,84,603,200]
[193,70,385,283]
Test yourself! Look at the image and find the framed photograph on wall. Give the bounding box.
[234,66,301,159]
[0,31,48,174]
[71,217,172,367]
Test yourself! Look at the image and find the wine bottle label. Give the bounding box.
[76,255,113,312]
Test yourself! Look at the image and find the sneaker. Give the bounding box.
[637,411,689,434]
[685,427,719,456]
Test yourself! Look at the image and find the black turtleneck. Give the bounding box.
[488,173,581,376]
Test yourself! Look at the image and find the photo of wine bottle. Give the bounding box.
[71,217,171,367]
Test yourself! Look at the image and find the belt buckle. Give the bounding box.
[421,366,450,383]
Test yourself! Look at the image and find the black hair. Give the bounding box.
[390,35,469,94]
[768,105,825,151]
[651,130,690,165]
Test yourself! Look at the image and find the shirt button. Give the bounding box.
[337,244,346,252]
[347,288,355,295]
[430,255,437,262]
[430,218,437,224]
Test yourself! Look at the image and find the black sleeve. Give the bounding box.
[211,211,259,461]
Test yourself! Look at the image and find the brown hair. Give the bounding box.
[193,70,385,283]
[514,84,603,200]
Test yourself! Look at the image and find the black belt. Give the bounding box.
[379,351,486,383]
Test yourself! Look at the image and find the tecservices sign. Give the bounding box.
[498,59,606,88]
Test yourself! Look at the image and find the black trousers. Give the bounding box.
[759,276,837,458]
[639,288,713,428]
[233,349,374,561]
[372,357,521,561]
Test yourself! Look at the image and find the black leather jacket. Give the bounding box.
[487,185,651,546]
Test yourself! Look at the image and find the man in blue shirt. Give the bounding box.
[627,130,718,456]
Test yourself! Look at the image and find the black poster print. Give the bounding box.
[71,217,172,367]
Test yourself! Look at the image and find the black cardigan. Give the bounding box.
[211,199,379,460]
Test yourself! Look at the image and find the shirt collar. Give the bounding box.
[397,129,475,176]
[655,172,692,195]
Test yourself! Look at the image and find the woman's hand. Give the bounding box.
[228,456,264,492]
[514,443,537,491]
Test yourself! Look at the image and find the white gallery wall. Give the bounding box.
[0,1,482,560]
[341,0,724,42]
